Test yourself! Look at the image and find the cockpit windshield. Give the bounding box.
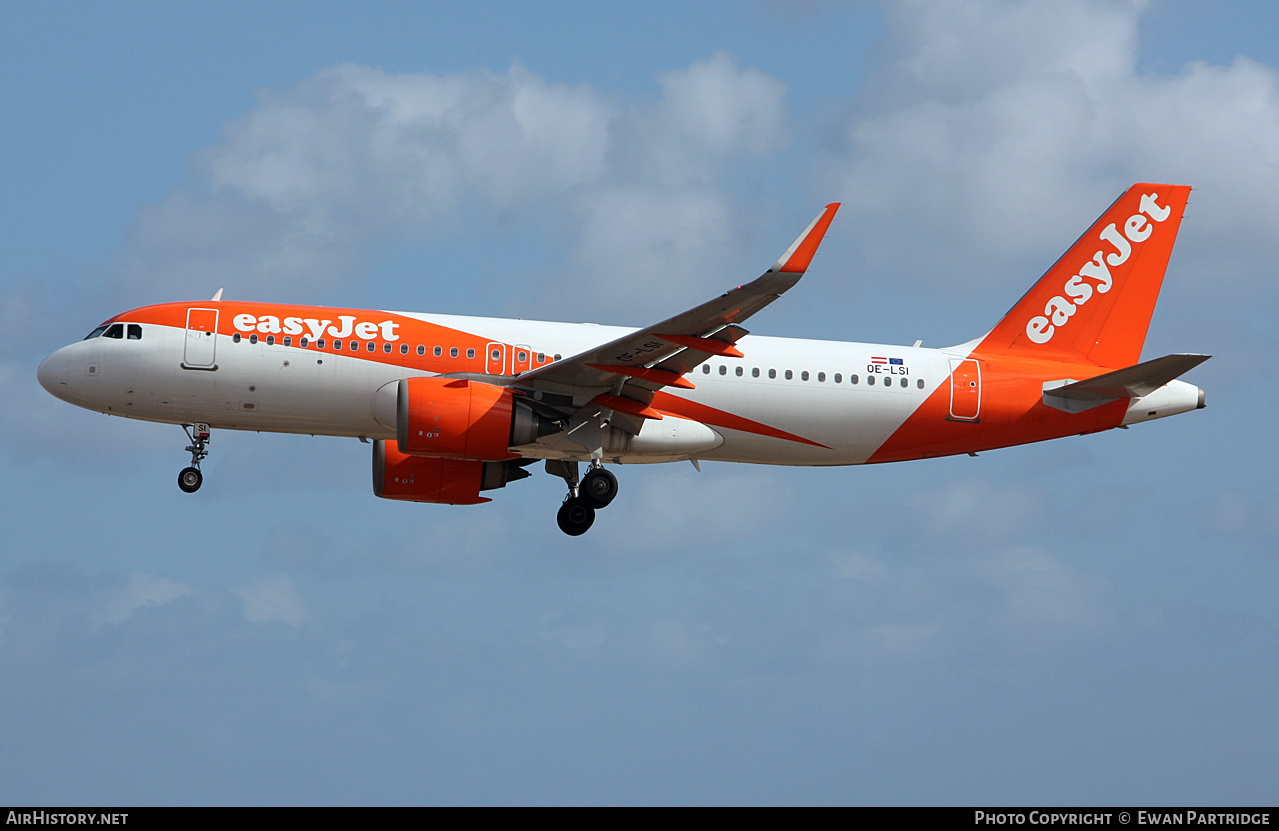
[83,323,141,340]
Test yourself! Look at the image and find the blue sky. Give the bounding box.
[2,0,1277,805]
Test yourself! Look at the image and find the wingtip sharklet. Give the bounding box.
[773,203,841,273]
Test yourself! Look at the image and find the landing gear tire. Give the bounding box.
[580,467,618,509]
[557,497,596,536]
[178,466,203,494]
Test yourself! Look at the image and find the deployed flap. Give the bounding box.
[1043,353,1210,412]
[513,204,841,403]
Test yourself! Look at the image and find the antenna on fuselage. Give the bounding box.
[210,288,224,302]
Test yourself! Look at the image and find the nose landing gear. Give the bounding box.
[178,423,210,494]
[178,466,203,493]
[547,460,619,535]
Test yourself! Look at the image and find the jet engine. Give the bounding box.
[372,440,533,505]
[395,377,557,460]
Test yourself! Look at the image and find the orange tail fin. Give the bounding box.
[976,183,1191,368]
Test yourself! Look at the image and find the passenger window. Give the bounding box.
[917,379,924,389]
[702,365,710,374]
[752,368,759,378]
[537,353,545,363]
[768,369,776,379]
[434,346,443,357]
[851,374,859,384]
[127,324,142,340]
[735,366,743,376]
[401,344,409,355]
[317,339,326,349]
[300,337,309,347]
[104,324,124,339]
[867,375,875,386]
[900,377,908,388]
[518,351,528,362]
[283,336,292,346]
[834,373,842,383]
[233,333,242,343]
[333,339,341,350]
[466,348,475,359]
[785,370,793,380]
[817,372,825,382]
[266,335,275,345]
[250,334,259,344]
[801,371,810,381]
[719,365,727,375]
[417,345,425,356]
[450,347,459,358]
[554,354,562,361]
[384,343,392,353]
[491,348,501,360]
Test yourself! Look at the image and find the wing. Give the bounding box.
[510,203,840,432]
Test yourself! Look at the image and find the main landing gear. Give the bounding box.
[580,465,618,508]
[178,423,210,494]
[549,460,619,536]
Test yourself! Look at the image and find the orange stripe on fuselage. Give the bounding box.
[650,390,829,449]
[867,355,1128,463]
[110,301,557,375]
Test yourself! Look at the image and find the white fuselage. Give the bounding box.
[38,311,956,466]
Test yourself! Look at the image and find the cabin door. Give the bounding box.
[183,308,219,369]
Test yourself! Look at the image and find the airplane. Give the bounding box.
[38,183,1208,535]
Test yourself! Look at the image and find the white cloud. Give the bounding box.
[643,617,717,669]
[969,546,1113,639]
[830,0,1279,287]
[89,572,193,629]
[204,64,613,220]
[394,510,510,572]
[616,467,785,550]
[814,620,943,665]
[622,52,789,185]
[566,187,735,311]
[912,477,1045,542]
[235,573,309,627]
[120,55,789,318]
[537,610,609,659]
[830,551,887,582]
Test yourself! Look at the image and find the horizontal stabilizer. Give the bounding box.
[1043,353,1210,412]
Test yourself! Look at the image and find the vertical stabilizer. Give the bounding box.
[976,184,1191,368]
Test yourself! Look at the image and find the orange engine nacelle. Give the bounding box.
[397,376,553,461]
[373,440,532,505]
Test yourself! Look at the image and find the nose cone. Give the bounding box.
[37,347,71,400]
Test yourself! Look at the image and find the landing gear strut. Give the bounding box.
[178,423,210,494]
[547,459,620,536]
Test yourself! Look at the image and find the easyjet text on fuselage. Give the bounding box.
[233,313,400,342]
